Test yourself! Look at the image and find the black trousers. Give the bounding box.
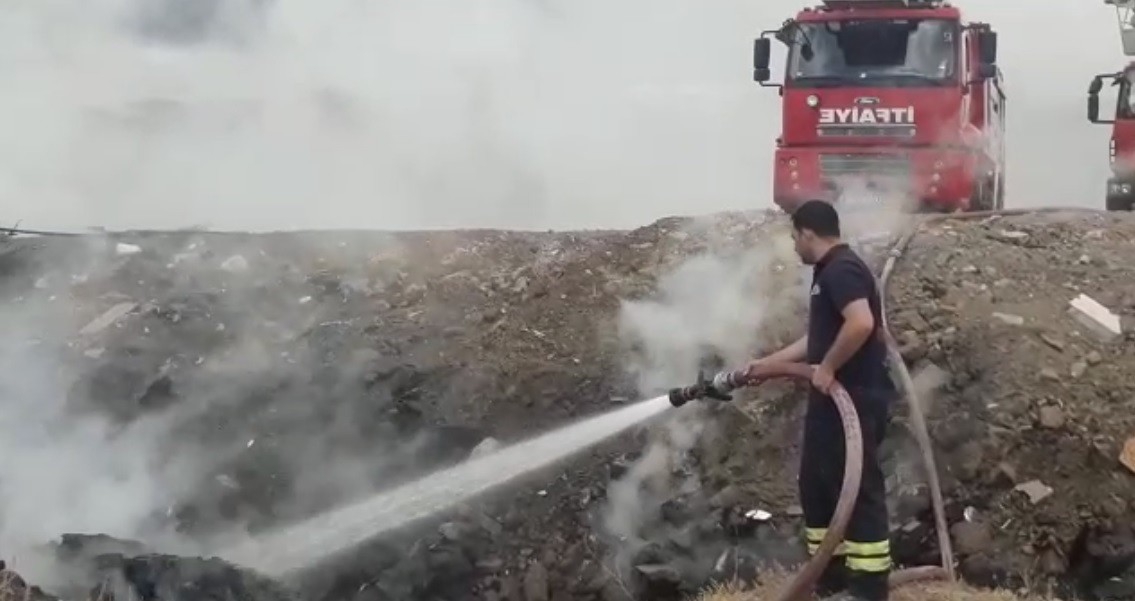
[799,388,892,581]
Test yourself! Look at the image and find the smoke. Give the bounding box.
[1,0,775,233]
[0,230,457,587]
[0,238,205,560]
[0,0,1121,235]
[597,216,807,583]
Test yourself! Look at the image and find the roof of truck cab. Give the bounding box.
[795,5,962,21]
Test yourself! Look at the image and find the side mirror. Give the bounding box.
[1089,94,1100,123]
[977,63,996,79]
[754,38,771,71]
[978,30,997,65]
[1089,76,1104,95]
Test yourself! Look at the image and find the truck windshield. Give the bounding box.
[1120,72,1135,119]
[786,19,957,87]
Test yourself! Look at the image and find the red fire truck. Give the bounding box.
[1089,0,1135,211]
[752,0,1005,213]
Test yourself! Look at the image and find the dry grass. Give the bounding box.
[693,573,1043,601]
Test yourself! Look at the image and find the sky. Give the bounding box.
[0,0,1123,233]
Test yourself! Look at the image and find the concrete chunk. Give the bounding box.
[1013,480,1053,504]
[79,302,137,336]
[1068,294,1121,342]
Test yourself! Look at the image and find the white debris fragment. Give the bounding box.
[247,439,256,448]
[744,509,772,522]
[216,474,240,489]
[992,312,1025,326]
[83,348,105,359]
[79,302,137,336]
[1068,293,1122,341]
[298,296,312,304]
[537,489,548,497]
[34,277,48,289]
[115,242,141,255]
[221,254,249,273]
[713,549,730,573]
[1013,480,1053,504]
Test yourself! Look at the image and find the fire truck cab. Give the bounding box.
[1089,65,1135,211]
[1088,0,1135,211]
[752,0,1005,213]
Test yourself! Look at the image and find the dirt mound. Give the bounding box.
[0,210,1132,600]
[887,212,1135,597]
[694,572,1039,601]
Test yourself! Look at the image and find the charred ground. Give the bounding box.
[0,210,1132,601]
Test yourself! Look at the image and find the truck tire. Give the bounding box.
[969,179,993,211]
[1106,178,1134,211]
[1106,195,1133,211]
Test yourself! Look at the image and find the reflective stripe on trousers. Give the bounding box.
[804,528,892,572]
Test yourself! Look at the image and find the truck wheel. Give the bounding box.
[1105,178,1134,211]
[969,179,993,211]
[1106,195,1133,211]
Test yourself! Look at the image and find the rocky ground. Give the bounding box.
[0,209,1132,601]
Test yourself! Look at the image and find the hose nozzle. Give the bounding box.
[668,369,743,407]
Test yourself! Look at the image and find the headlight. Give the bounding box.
[806,95,819,108]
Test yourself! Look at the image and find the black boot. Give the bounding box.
[842,570,889,601]
[814,557,848,597]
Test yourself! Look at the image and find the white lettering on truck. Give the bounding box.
[818,106,915,124]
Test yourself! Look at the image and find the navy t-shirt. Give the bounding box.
[806,244,894,406]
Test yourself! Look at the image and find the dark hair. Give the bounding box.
[791,200,840,238]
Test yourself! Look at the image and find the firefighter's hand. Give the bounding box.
[743,358,770,382]
[811,364,835,394]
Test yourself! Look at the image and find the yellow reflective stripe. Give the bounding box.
[845,540,890,556]
[846,555,892,572]
[805,528,827,542]
[845,540,891,572]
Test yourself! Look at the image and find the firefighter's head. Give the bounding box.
[790,199,841,265]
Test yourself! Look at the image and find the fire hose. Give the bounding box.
[666,206,1107,601]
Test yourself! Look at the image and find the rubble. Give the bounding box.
[0,212,1134,600]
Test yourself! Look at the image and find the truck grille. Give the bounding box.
[819,153,911,180]
[817,125,916,139]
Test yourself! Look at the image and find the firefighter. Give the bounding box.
[746,200,894,601]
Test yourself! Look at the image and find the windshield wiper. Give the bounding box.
[876,70,943,82]
[789,74,857,87]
